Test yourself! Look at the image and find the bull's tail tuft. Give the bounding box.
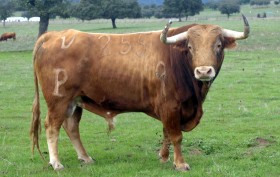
[30,44,45,161]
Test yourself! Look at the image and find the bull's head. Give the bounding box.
[160,15,250,82]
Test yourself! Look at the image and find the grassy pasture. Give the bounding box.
[0,8,280,177]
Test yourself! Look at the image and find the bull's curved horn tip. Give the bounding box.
[168,19,173,25]
[241,14,249,26]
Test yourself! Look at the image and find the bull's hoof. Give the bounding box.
[173,163,190,171]
[79,156,95,164]
[160,157,170,163]
[158,152,170,163]
[49,161,64,171]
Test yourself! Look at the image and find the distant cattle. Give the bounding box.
[31,15,250,171]
[0,32,16,41]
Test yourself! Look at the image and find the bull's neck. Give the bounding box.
[198,81,212,102]
[168,48,214,103]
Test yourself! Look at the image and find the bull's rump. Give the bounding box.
[34,29,167,112]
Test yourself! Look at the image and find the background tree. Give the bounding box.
[163,0,185,21]
[185,0,203,20]
[218,0,240,18]
[205,0,220,10]
[20,0,71,38]
[22,11,33,21]
[74,0,141,28]
[71,0,99,21]
[250,0,270,6]
[0,0,15,27]
[239,0,251,4]
[100,0,141,28]
[142,4,158,18]
[154,5,164,18]
[141,4,163,18]
[163,0,203,22]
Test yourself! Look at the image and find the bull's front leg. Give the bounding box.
[161,109,190,171]
[169,130,190,171]
[159,128,171,163]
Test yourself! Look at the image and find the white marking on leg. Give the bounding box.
[53,68,68,97]
[61,35,76,49]
[46,126,64,170]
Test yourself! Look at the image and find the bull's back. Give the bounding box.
[34,29,169,111]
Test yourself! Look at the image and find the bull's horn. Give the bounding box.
[222,14,250,40]
[160,20,188,44]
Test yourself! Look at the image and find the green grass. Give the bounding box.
[0,6,280,177]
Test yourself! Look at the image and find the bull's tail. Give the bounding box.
[30,38,45,161]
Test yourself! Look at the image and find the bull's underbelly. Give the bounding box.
[79,94,159,121]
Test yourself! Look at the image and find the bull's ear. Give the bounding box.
[173,40,188,51]
[224,37,237,49]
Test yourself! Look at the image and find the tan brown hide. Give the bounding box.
[31,16,249,171]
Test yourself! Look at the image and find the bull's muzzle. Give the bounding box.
[194,66,216,81]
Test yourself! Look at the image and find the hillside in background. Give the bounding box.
[138,0,209,5]
[69,0,80,3]
[68,0,209,5]
[138,0,163,5]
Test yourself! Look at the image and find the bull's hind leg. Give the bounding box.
[62,106,93,164]
[45,106,68,170]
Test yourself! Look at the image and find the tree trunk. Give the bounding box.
[178,12,182,22]
[38,13,50,38]
[3,20,5,27]
[227,13,230,19]
[111,18,117,28]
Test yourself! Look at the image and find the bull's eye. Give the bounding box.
[188,45,192,50]
[216,42,222,49]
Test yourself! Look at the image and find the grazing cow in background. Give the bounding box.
[31,15,249,171]
[0,32,16,41]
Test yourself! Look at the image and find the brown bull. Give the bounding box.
[0,32,16,41]
[31,15,250,171]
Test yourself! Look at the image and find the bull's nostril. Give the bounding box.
[207,69,212,74]
[196,69,201,75]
